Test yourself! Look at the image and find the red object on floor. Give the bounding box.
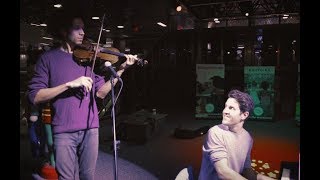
[40,163,58,180]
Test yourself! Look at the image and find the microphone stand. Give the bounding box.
[110,75,122,180]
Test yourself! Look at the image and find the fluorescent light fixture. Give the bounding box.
[117,25,124,28]
[30,23,47,27]
[40,43,49,46]
[282,16,288,19]
[53,4,62,8]
[103,29,110,32]
[42,36,53,40]
[283,14,289,17]
[157,22,167,27]
[30,23,40,26]
[92,17,99,20]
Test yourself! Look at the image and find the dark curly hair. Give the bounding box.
[228,89,254,113]
[47,9,86,41]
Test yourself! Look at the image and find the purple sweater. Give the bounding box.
[28,48,105,134]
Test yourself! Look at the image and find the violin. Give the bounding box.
[73,43,147,66]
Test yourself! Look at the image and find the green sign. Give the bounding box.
[196,64,225,119]
[244,66,275,121]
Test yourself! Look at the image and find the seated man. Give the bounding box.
[198,89,274,180]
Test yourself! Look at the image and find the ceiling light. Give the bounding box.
[239,1,253,16]
[42,37,53,40]
[117,25,124,29]
[92,17,99,20]
[214,18,218,21]
[176,5,182,12]
[207,43,211,50]
[20,54,27,60]
[40,23,47,27]
[39,43,50,46]
[53,4,62,8]
[30,23,40,26]
[103,29,110,32]
[157,22,167,27]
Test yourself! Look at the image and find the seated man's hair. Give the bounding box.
[228,89,254,113]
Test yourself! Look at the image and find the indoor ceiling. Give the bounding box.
[20,0,177,43]
[20,0,300,45]
[181,0,300,20]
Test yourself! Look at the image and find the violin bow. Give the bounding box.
[90,13,106,78]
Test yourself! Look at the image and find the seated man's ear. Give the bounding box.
[240,111,249,122]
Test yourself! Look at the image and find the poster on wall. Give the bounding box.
[196,64,225,119]
[244,66,275,121]
[295,64,300,125]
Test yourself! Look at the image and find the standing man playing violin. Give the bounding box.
[27,12,138,180]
